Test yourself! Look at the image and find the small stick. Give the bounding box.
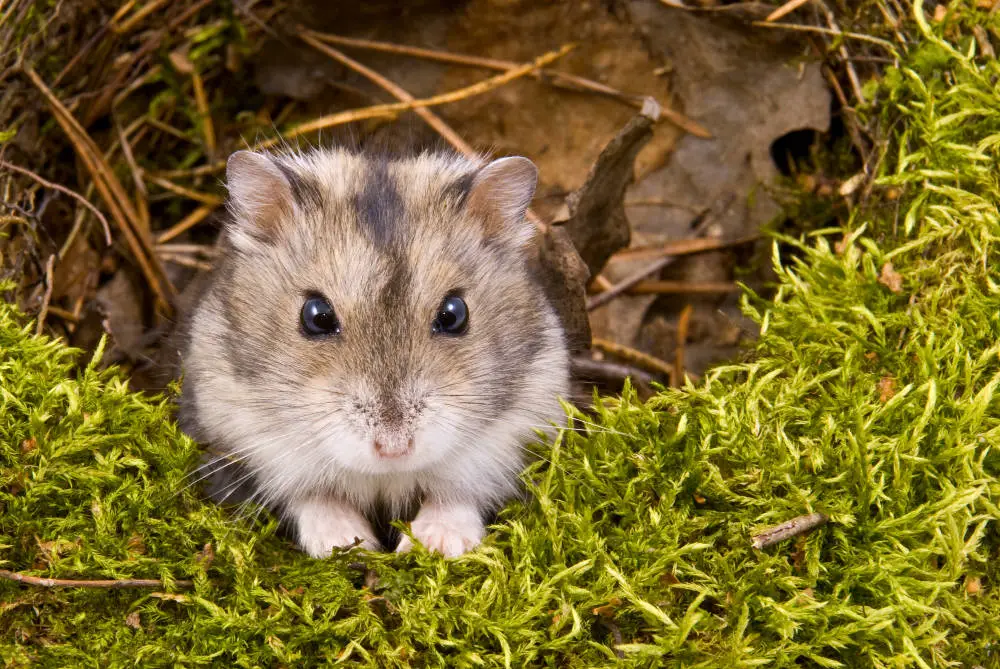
[624,198,701,211]
[268,44,574,146]
[765,0,812,22]
[156,243,218,256]
[587,256,673,311]
[610,234,758,263]
[0,569,193,590]
[36,254,55,336]
[191,70,216,156]
[591,337,674,378]
[751,20,896,51]
[571,355,656,387]
[671,304,693,387]
[628,280,738,295]
[159,254,213,272]
[0,159,112,245]
[589,274,614,293]
[155,205,216,244]
[46,305,80,323]
[112,0,172,34]
[151,162,225,180]
[751,512,829,549]
[115,120,150,235]
[819,3,866,104]
[303,29,711,139]
[25,67,175,313]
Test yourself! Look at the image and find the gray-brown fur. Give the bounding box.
[178,147,569,558]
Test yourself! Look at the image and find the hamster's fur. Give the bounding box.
[178,147,569,558]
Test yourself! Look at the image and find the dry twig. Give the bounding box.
[25,67,175,313]
[148,175,224,206]
[36,254,55,336]
[671,304,693,387]
[155,205,216,244]
[591,337,674,378]
[628,280,738,295]
[751,512,829,549]
[586,256,673,311]
[268,44,575,146]
[0,159,112,245]
[298,30,474,157]
[0,569,193,590]
[303,29,711,139]
[610,233,758,263]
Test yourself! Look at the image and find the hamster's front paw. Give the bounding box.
[289,497,378,558]
[396,501,485,558]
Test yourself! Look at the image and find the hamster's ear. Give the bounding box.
[225,150,294,250]
[466,156,538,248]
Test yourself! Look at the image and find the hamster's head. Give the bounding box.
[185,148,569,489]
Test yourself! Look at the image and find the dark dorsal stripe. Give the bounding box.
[354,159,404,249]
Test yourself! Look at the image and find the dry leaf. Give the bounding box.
[195,542,215,569]
[878,376,897,402]
[878,262,903,293]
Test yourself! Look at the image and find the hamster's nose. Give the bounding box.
[374,437,414,459]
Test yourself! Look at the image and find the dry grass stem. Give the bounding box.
[155,205,217,244]
[671,304,693,387]
[298,31,475,157]
[628,280,738,295]
[587,256,673,311]
[148,175,224,206]
[751,20,897,51]
[266,44,575,147]
[610,234,758,262]
[0,569,193,590]
[591,337,675,378]
[35,254,55,336]
[765,0,812,22]
[25,67,175,312]
[304,29,711,139]
[0,159,112,245]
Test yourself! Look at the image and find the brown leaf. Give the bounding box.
[878,376,897,402]
[561,98,660,276]
[195,542,215,569]
[878,262,903,294]
[127,534,146,556]
[659,572,680,586]
[125,611,141,629]
[592,596,622,618]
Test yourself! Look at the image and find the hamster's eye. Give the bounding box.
[432,295,468,336]
[300,295,341,337]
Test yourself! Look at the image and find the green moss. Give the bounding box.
[4,3,1000,667]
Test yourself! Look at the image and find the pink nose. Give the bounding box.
[374,438,413,459]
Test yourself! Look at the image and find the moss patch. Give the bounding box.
[4,4,1000,667]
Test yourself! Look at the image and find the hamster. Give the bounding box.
[177,147,570,558]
